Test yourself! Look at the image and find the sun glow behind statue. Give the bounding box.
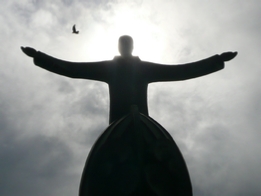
[75,7,170,63]
[64,1,190,67]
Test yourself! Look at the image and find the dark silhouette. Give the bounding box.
[21,35,237,196]
[72,24,79,34]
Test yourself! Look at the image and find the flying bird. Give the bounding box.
[72,24,79,34]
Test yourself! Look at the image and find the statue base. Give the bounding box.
[79,107,192,195]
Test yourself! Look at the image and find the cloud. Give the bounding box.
[0,133,77,196]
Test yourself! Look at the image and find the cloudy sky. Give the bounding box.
[1,0,261,195]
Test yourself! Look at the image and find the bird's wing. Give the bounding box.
[72,25,76,32]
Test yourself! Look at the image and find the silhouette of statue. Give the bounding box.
[21,35,237,196]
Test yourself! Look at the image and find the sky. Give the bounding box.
[1,0,261,195]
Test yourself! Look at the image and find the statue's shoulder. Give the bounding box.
[133,56,141,62]
[113,56,141,62]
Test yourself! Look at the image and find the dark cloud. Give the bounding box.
[0,134,77,196]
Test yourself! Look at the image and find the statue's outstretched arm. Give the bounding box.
[21,47,111,82]
[144,52,237,82]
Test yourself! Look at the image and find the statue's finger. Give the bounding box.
[21,46,34,57]
[21,47,29,55]
[21,46,25,52]
[228,52,237,60]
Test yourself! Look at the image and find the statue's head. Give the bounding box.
[118,35,133,57]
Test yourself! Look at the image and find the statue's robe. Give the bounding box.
[33,52,224,195]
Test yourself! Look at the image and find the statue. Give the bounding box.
[21,35,237,196]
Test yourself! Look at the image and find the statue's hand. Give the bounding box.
[21,47,37,58]
[220,51,238,62]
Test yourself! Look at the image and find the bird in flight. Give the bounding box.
[72,24,79,34]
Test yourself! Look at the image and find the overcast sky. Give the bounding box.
[1,0,261,195]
